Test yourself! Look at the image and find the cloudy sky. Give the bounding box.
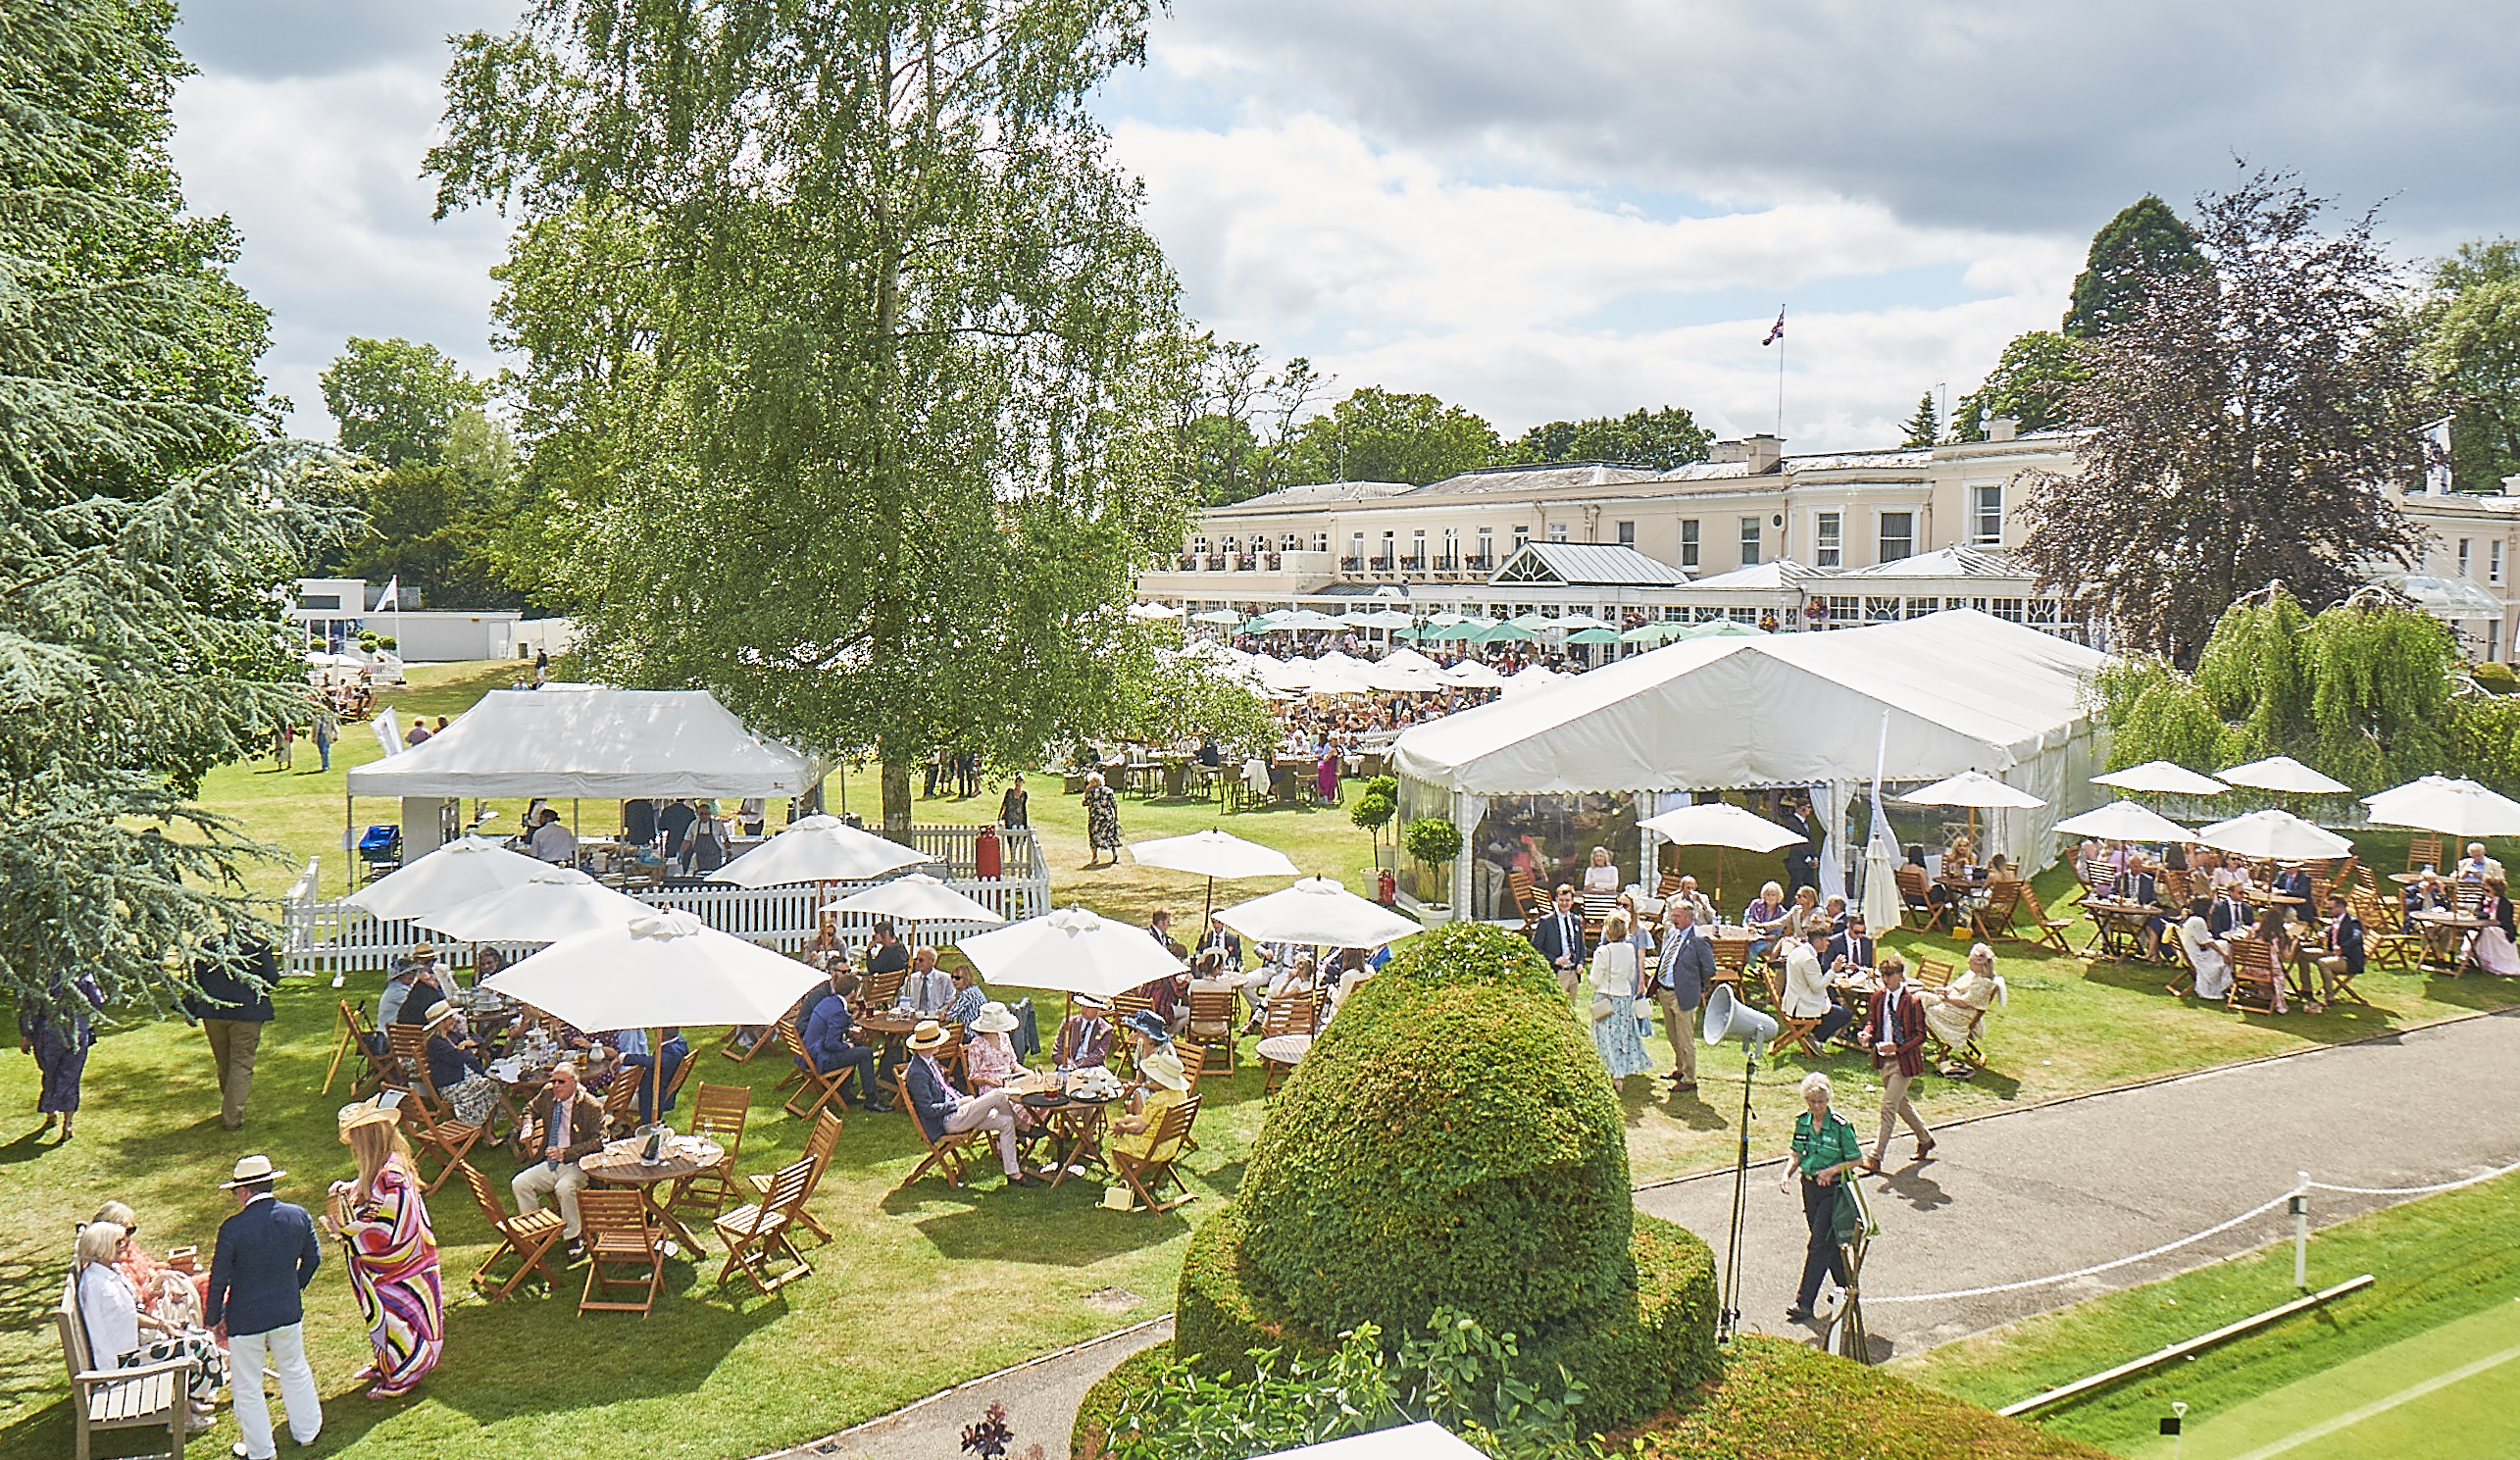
[172,0,2518,452]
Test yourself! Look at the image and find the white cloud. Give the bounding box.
[171,65,511,434]
[1113,115,2081,448]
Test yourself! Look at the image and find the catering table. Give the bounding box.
[581,1133,726,1253]
[2409,909,2485,973]
[855,1009,921,1103]
[2081,898,2159,961]
[1018,1084,1124,1188]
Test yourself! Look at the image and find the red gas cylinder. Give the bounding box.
[975,824,1003,880]
[1377,866,1396,905]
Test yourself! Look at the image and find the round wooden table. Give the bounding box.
[1018,1090,1122,1187]
[582,1134,725,1253]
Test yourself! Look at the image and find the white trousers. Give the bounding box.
[228,1323,321,1458]
[944,1089,1024,1175]
[513,1159,590,1236]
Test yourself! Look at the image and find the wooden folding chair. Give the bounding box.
[1894,866,1949,933]
[1758,963,1823,1059]
[2018,885,2079,956]
[2066,857,2107,908]
[1969,881,2028,943]
[1913,957,1955,993]
[325,997,376,1095]
[458,1162,566,1299]
[778,1022,853,1123]
[382,1025,431,1103]
[1184,987,1239,1073]
[769,1009,810,1095]
[1923,1005,1988,1072]
[861,968,907,1010]
[712,1154,818,1295]
[1176,1044,1209,1092]
[1257,994,1317,1093]
[599,1067,642,1137]
[1580,891,1620,943]
[2228,936,2283,1014]
[1707,936,1750,1000]
[577,1190,664,1316]
[2352,891,2420,971]
[1109,1095,1203,1215]
[394,1102,481,1194]
[667,1082,752,1229]
[748,1108,842,1244]
[2158,868,2192,910]
[2408,836,2444,875]
[893,1109,995,1193]
[1507,868,1543,932]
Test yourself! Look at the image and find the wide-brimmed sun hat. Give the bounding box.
[219,1154,286,1188]
[970,1001,1020,1034]
[907,1020,952,1053]
[1125,1009,1171,1042]
[336,1100,400,1136]
[1141,1051,1189,1091]
[422,1000,456,1029]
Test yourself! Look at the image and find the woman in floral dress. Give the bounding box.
[328,1103,444,1398]
[1083,773,1123,867]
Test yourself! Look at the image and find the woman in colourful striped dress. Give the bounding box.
[328,1103,444,1398]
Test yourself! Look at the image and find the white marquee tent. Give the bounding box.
[1390,610,2110,910]
[345,688,820,800]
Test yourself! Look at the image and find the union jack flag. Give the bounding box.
[1762,308,1786,346]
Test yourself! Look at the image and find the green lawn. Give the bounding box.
[1899,1172,2520,1457]
[7,664,2517,1458]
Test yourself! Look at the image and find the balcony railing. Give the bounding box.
[1339,556,1362,572]
[1465,554,1493,571]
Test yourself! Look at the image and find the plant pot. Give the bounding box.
[1416,903,1454,929]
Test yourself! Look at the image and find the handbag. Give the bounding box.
[1589,994,1617,1022]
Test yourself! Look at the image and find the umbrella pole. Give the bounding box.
[648,1025,663,1131]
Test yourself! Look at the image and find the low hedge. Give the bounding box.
[1172,1203,1718,1433]
[1073,1341,1176,1460]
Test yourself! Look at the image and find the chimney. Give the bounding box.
[1744,433,1783,475]
[2503,474,2520,497]
[1708,438,1748,465]
[1988,417,2018,443]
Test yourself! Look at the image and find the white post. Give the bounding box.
[2292,1173,2310,1290]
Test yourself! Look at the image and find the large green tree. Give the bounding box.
[1285,386,1502,485]
[2018,173,2429,661]
[2417,238,2520,493]
[2063,194,2206,340]
[1509,405,1709,471]
[1947,329,2088,440]
[319,335,486,469]
[2,0,345,1020]
[431,0,1192,831]
[1898,392,1940,448]
[316,337,525,609]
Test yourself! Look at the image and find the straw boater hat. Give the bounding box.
[1140,1051,1189,1092]
[970,1001,1020,1035]
[1072,993,1109,1012]
[408,942,437,961]
[219,1154,286,1188]
[422,1000,457,1030]
[907,1020,953,1053]
[336,1100,400,1137]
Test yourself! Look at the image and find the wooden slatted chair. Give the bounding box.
[326,997,378,1095]
[576,1190,664,1317]
[1579,890,1621,943]
[893,1108,994,1193]
[2351,890,2420,971]
[1969,880,2030,943]
[861,967,908,1010]
[394,1101,481,1195]
[1109,1094,1203,1215]
[2017,884,2079,956]
[1923,1000,1990,1073]
[598,1066,642,1137]
[1707,936,1751,999]
[1176,1044,1209,1092]
[458,1162,566,1300]
[746,1108,842,1244]
[712,1154,819,1295]
[778,1022,853,1124]
[2158,868,2193,910]
[666,1083,752,1229]
[382,1025,431,1104]
[2228,936,2283,1014]
[1184,987,1239,1073]
[1893,866,1949,933]
[2067,857,2110,907]
[1109,989,1156,1027]
[56,1274,191,1460]
[2408,836,2444,875]
[1913,957,1956,993]
[2323,857,2359,901]
[1507,868,1543,932]
[1758,962,1823,1060]
[1257,994,1317,1093]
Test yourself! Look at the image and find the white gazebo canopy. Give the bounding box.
[343,687,819,799]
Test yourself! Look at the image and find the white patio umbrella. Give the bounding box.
[2050,801,2192,844]
[344,836,550,924]
[1639,802,1807,911]
[1442,660,1506,688]
[821,872,1006,945]
[1190,609,1244,625]
[1126,601,1184,620]
[2092,761,2230,797]
[954,906,1186,999]
[484,909,828,1117]
[2360,776,2520,840]
[2191,809,2354,862]
[2216,756,2350,796]
[420,865,650,943]
[704,813,932,887]
[1130,830,1299,920]
[1899,770,2047,810]
[1498,665,1567,696]
[1213,876,1424,949]
[1550,612,1610,630]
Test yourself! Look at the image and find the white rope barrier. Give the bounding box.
[1868,1154,2520,1305]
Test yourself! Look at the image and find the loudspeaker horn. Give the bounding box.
[1701,982,1779,1050]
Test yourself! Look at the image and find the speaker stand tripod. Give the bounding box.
[1718,1043,1759,1343]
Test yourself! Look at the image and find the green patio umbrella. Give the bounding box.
[1618,621,1677,644]
[1564,626,1624,644]
[1479,623,1537,643]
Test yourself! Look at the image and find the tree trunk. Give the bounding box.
[882,758,912,837]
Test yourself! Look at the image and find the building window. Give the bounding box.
[1991,597,2026,623]
[1616,520,1636,546]
[1189,536,1208,556]
[2458,538,2473,579]
[1879,511,1914,563]
[2492,619,2503,663]
[2494,541,2505,584]
[1222,534,1239,555]
[1547,523,1569,542]
[1814,512,1841,568]
[1441,528,1458,563]
[1680,520,1699,568]
[1866,596,1901,623]
[1513,525,1531,550]
[1380,530,1394,563]
[1476,529,1493,565]
[1904,596,1939,619]
[1312,531,1329,553]
[1826,594,1858,627]
[1280,532,1300,552]
[1971,483,2003,546]
[1739,517,1762,567]
[1727,606,1758,625]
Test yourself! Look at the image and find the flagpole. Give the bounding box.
[1776,313,1787,438]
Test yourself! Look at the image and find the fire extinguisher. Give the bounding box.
[975,824,1002,880]
[1377,866,1396,905]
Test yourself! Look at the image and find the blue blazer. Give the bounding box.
[1657,926,1714,1009]
[1529,910,1588,968]
[903,1055,962,1143]
[204,1196,321,1335]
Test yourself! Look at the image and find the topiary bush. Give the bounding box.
[2474,660,2517,694]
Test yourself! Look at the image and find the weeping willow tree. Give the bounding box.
[2095,584,2465,792]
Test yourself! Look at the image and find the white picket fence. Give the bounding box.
[279,825,1050,976]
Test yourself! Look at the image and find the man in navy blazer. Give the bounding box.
[2311,891,2364,1010]
[1529,884,1588,997]
[207,1154,322,1458]
[1821,914,1879,976]
[1655,903,1715,1091]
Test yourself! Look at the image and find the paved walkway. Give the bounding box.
[761,1006,2520,1458]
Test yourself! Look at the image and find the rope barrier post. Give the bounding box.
[2292,1171,2310,1290]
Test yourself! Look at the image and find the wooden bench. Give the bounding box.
[56,1275,191,1460]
